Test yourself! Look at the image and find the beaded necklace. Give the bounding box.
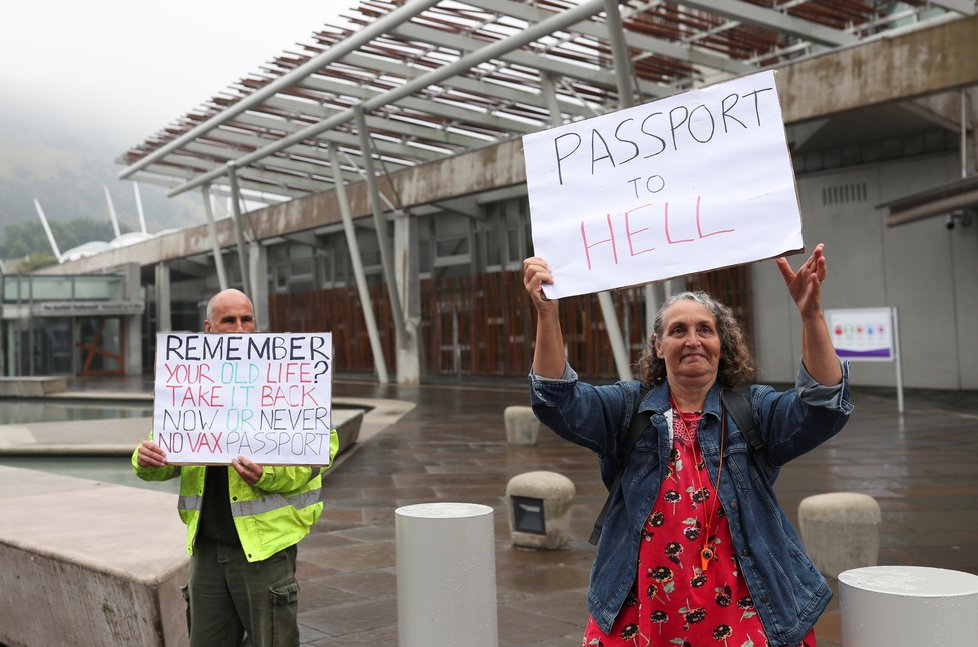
[670,396,726,572]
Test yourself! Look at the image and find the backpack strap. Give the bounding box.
[589,386,770,546]
[589,386,651,546]
[720,388,763,452]
[721,388,774,479]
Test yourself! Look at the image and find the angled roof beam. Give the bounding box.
[260,95,484,150]
[230,111,445,162]
[390,20,665,96]
[296,74,542,134]
[339,51,597,119]
[465,0,753,77]
[126,172,291,206]
[136,157,314,198]
[181,141,359,186]
[928,0,976,15]
[166,0,607,198]
[679,0,857,47]
[188,126,375,183]
[119,0,442,180]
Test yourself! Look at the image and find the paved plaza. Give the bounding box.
[3,375,978,646]
[297,378,978,646]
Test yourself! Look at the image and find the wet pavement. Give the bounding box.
[4,375,978,646]
[301,378,978,646]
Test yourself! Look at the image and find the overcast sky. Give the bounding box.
[1,0,349,149]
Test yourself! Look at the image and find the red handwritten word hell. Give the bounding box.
[580,196,734,270]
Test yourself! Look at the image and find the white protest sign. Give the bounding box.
[523,69,803,299]
[153,332,333,466]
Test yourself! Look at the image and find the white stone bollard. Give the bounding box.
[840,566,978,646]
[505,471,575,550]
[395,502,498,647]
[504,405,540,446]
[798,492,881,578]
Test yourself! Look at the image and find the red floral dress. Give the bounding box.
[582,410,816,647]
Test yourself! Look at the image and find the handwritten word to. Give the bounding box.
[153,332,334,465]
[522,69,804,299]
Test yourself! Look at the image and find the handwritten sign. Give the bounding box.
[152,332,333,466]
[523,69,803,299]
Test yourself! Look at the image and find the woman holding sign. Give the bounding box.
[524,244,852,647]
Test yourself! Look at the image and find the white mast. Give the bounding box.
[133,182,148,234]
[103,185,122,239]
[32,198,62,259]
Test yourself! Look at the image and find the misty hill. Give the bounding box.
[0,100,205,253]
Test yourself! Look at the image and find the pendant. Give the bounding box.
[700,545,715,572]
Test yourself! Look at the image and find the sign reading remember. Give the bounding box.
[523,70,803,299]
[153,332,333,466]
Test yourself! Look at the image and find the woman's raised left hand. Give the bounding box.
[776,243,827,320]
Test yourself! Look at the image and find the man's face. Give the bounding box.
[204,291,256,333]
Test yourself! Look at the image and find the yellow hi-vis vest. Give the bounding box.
[132,429,339,562]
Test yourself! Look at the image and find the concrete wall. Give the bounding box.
[0,466,188,647]
[753,151,978,389]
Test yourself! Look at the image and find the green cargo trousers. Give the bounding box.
[184,537,300,647]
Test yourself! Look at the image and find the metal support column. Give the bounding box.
[393,208,421,383]
[123,262,143,376]
[249,241,268,331]
[327,143,390,383]
[601,0,639,381]
[201,185,229,291]
[226,164,252,296]
[354,108,410,362]
[540,72,563,126]
[155,262,172,332]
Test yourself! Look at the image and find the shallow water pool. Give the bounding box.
[0,398,152,425]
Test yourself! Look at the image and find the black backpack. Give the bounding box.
[588,388,765,545]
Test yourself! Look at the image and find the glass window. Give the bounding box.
[436,236,469,257]
[29,277,72,301]
[74,275,123,300]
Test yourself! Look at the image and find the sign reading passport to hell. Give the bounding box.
[523,69,804,300]
[153,332,333,466]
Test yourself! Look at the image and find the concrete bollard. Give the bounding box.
[504,405,540,446]
[798,492,881,578]
[395,502,497,647]
[505,471,575,550]
[840,566,978,646]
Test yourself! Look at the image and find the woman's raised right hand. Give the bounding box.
[523,256,558,314]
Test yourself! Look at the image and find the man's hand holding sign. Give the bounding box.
[522,70,804,297]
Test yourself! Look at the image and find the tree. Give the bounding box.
[0,219,124,258]
[15,252,58,272]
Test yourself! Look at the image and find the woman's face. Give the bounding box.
[654,300,722,384]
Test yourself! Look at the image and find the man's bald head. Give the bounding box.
[204,289,256,333]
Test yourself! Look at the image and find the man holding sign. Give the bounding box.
[133,288,337,647]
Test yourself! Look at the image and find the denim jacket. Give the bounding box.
[529,361,852,646]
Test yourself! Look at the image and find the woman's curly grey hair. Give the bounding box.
[635,290,757,388]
